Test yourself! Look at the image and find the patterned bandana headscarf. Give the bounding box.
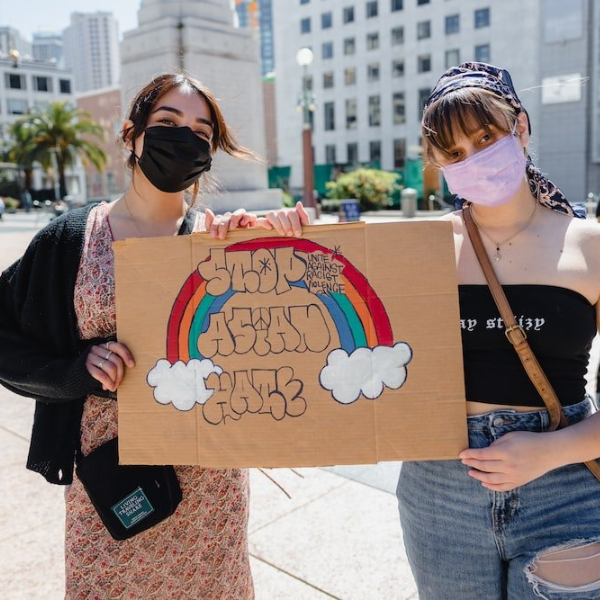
[425,62,584,218]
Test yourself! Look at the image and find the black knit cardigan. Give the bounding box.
[0,204,198,484]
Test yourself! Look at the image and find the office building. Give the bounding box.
[0,52,86,201]
[32,32,64,66]
[0,26,31,57]
[63,12,120,92]
[235,0,275,76]
[273,0,598,203]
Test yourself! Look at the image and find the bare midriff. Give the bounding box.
[466,400,544,415]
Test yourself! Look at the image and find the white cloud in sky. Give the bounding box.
[319,343,412,404]
[147,358,222,412]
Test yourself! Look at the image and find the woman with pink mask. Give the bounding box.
[396,63,600,599]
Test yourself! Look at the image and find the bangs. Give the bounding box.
[423,88,517,161]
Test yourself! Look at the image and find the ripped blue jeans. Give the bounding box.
[397,398,600,599]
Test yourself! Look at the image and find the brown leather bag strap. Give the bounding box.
[463,206,600,483]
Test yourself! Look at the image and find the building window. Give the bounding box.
[391,26,404,45]
[366,1,378,18]
[393,91,405,124]
[344,37,356,55]
[475,43,490,62]
[6,73,25,90]
[325,144,337,164]
[300,17,311,34]
[347,142,359,164]
[369,95,381,126]
[322,41,334,59]
[323,71,334,88]
[417,20,431,39]
[418,88,431,115]
[300,0,310,4]
[343,6,355,23]
[367,32,380,50]
[418,54,431,73]
[344,66,357,85]
[346,98,357,129]
[367,63,380,82]
[33,76,52,92]
[322,12,333,29]
[445,49,460,69]
[393,138,406,168]
[391,0,403,12]
[417,0,430,4]
[392,59,405,77]
[474,7,490,29]
[7,98,28,115]
[445,14,459,34]
[324,101,335,130]
[59,79,72,94]
[369,140,381,163]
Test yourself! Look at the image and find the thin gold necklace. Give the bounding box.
[122,194,186,238]
[470,201,538,261]
[123,194,145,237]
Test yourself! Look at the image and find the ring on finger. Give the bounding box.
[105,350,112,360]
[106,341,113,350]
[98,359,105,370]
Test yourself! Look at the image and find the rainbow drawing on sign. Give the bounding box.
[165,238,394,363]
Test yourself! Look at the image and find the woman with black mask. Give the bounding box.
[0,72,309,599]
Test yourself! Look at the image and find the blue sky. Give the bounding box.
[1,0,140,41]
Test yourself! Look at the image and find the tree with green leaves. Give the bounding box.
[8,101,107,198]
[7,119,37,191]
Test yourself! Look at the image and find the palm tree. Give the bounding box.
[7,119,38,191]
[27,102,107,198]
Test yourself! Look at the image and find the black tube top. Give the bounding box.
[459,285,596,407]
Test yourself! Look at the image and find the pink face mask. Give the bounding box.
[441,133,527,207]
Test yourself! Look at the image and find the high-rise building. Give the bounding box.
[273,0,600,203]
[32,32,64,66]
[63,12,120,92]
[0,26,31,57]
[235,0,275,76]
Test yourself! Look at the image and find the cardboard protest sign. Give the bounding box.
[114,221,467,467]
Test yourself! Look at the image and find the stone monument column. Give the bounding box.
[120,0,281,211]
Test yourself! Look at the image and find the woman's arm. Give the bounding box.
[459,416,600,491]
[0,214,104,402]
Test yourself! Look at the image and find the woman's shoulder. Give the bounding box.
[34,204,94,241]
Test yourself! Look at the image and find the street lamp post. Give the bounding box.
[296,48,318,217]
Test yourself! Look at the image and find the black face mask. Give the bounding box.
[136,126,212,193]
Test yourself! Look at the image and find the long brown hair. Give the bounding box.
[122,73,255,201]
[422,87,518,165]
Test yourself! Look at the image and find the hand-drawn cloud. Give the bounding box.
[319,343,412,404]
[147,359,223,411]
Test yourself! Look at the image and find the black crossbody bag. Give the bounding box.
[76,437,182,540]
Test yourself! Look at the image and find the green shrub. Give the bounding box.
[4,197,19,210]
[281,191,295,208]
[326,168,401,211]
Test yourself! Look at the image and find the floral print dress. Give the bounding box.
[65,202,253,599]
